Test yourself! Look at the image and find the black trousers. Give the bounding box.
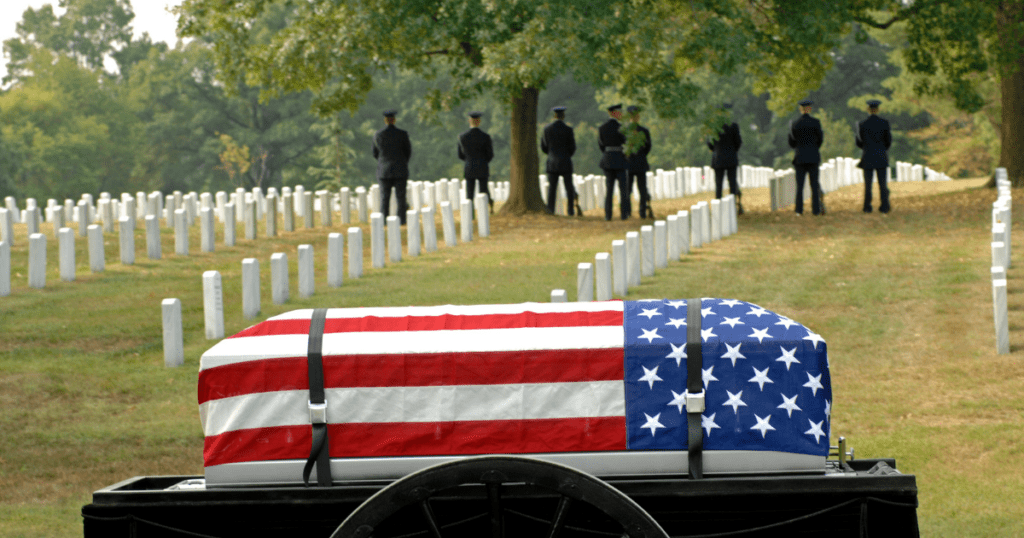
[628,170,650,218]
[604,168,629,220]
[794,163,821,215]
[714,167,740,199]
[378,176,408,224]
[466,177,491,216]
[546,172,577,215]
[863,168,890,213]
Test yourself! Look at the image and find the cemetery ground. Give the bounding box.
[1,178,1022,537]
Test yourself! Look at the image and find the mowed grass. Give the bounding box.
[1,178,1023,537]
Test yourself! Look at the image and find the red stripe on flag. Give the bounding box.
[198,348,624,404]
[203,417,627,467]
[229,310,623,338]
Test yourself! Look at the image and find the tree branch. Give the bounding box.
[853,4,923,30]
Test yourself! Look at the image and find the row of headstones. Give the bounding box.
[160,194,493,366]
[991,168,1012,354]
[769,158,951,211]
[549,196,738,302]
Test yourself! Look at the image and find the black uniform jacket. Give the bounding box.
[598,118,628,170]
[708,122,742,168]
[626,123,652,173]
[856,115,892,169]
[541,120,576,174]
[458,127,494,178]
[788,114,824,165]
[372,125,412,179]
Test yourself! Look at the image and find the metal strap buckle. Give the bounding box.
[308,401,327,425]
[685,390,706,414]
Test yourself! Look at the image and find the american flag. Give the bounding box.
[198,300,830,470]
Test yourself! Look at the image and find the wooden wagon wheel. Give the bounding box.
[331,455,669,538]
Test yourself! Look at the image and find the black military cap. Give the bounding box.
[468,111,483,118]
[866,99,882,107]
[798,99,813,107]
[382,109,398,117]
[626,105,641,114]
[607,104,623,112]
[721,102,733,109]
[552,106,567,113]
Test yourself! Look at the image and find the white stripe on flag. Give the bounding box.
[268,302,625,321]
[200,381,626,437]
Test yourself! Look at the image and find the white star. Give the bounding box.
[803,372,824,396]
[748,367,775,391]
[720,316,745,328]
[639,328,662,343]
[701,327,717,342]
[702,366,718,387]
[668,391,687,413]
[777,394,802,418]
[665,318,687,329]
[720,343,746,367]
[824,400,832,420]
[750,414,776,438]
[718,299,743,308]
[641,413,665,436]
[701,306,715,318]
[775,316,799,330]
[775,347,801,370]
[805,419,826,443]
[746,306,770,318]
[666,343,687,366]
[748,327,773,343]
[639,308,662,319]
[803,329,826,349]
[723,390,747,414]
[638,366,663,389]
[702,413,721,436]
[665,300,686,309]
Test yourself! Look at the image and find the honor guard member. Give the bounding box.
[541,106,579,215]
[372,109,412,224]
[788,99,825,216]
[458,111,495,215]
[625,105,653,219]
[856,99,892,213]
[707,103,744,215]
[599,104,630,220]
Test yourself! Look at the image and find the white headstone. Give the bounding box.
[265,194,278,237]
[700,201,711,244]
[992,266,1006,281]
[387,216,402,263]
[0,208,12,246]
[613,239,627,296]
[282,193,295,232]
[641,226,655,277]
[78,201,90,237]
[203,271,225,340]
[303,191,315,229]
[595,252,612,301]
[475,193,490,238]
[710,199,722,241]
[58,228,75,281]
[200,208,215,252]
[244,199,257,240]
[654,221,668,269]
[215,191,228,222]
[88,225,104,272]
[992,242,1006,270]
[577,263,594,302]
[440,202,457,247]
[678,210,690,255]
[460,199,473,243]
[327,233,344,288]
[174,209,189,255]
[0,240,9,297]
[119,216,134,265]
[242,258,260,319]
[28,233,46,288]
[993,279,1009,354]
[626,232,641,287]
[223,203,236,247]
[690,205,702,248]
[371,213,386,268]
[319,191,332,227]
[551,289,568,303]
[298,245,314,298]
[666,215,680,261]
[271,252,289,304]
[50,205,65,238]
[340,188,351,225]
[348,227,363,278]
[162,298,184,367]
[146,215,161,259]
[407,210,420,257]
[422,207,438,252]
[356,187,368,223]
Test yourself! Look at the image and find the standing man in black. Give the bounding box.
[372,109,412,224]
[707,103,744,215]
[458,111,495,216]
[788,99,825,216]
[856,99,892,213]
[625,105,653,219]
[599,104,630,221]
[541,106,578,215]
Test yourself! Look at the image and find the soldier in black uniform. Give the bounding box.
[599,104,630,220]
[458,111,495,215]
[707,103,744,215]
[372,109,412,224]
[788,99,825,216]
[856,99,892,213]
[541,106,578,215]
[625,105,653,219]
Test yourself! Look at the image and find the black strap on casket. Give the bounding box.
[685,298,704,480]
[303,308,332,487]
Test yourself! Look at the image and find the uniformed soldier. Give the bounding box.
[788,99,825,216]
[707,103,744,215]
[599,104,630,220]
[372,109,412,224]
[856,99,892,213]
[541,106,578,215]
[458,111,495,215]
[625,105,653,219]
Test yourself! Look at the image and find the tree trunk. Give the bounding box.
[998,1,1024,187]
[501,86,547,215]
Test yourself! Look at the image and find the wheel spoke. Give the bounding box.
[546,495,573,538]
[419,500,444,538]
[486,481,504,538]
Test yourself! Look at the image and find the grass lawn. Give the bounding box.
[1,178,1021,536]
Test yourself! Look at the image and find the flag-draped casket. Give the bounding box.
[198,299,832,487]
